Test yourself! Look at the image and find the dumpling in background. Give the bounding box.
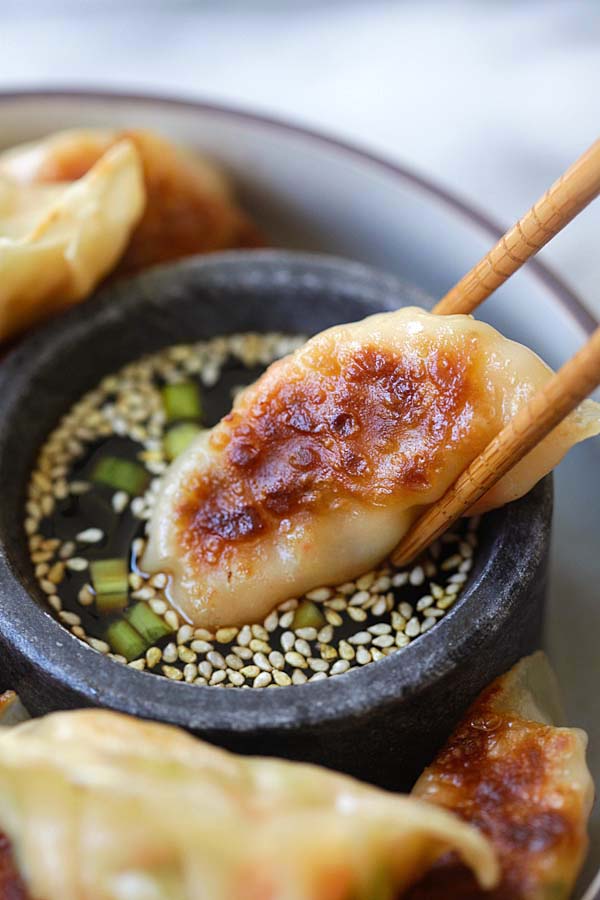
[0,127,264,279]
[143,307,600,627]
[0,139,144,342]
[409,652,594,900]
[0,709,498,900]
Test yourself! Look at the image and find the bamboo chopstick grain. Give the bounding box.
[433,140,600,317]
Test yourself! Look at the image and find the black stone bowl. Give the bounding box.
[0,251,552,790]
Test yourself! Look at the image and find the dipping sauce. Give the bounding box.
[26,332,478,688]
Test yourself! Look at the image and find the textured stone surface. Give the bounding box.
[0,251,552,789]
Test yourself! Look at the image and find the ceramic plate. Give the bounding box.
[0,89,598,896]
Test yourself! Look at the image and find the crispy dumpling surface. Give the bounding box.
[0,127,263,280]
[0,139,144,341]
[143,307,600,627]
[0,709,498,900]
[409,652,594,899]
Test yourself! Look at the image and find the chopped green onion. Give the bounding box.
[105,620,148,662]
[292,600,326,631]
[161,382,202,422]
[91,456,149,495]
[125,602,173,644]
[96,592,128,615]
[163,423,202,461]
[90,558,129,597]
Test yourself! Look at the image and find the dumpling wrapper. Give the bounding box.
[0,127,263,280]
[143,307,600,627]
[0,709,498,900]
[409,652,594,899]
[0,139,144,341]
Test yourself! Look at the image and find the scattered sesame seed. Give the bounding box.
[76,528,104,544]
[65,557,88,572]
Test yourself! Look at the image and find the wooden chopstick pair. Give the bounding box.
[391,140,600,566]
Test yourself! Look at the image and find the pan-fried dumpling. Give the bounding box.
[0,709,498,900]
[143,307,600,627]
[0,139,144,341]
[0,127,263,279]
[409,652,593,899]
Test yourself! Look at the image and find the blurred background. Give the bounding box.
[1,0,599,317]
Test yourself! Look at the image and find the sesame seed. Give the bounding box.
[368,623,391,636]
[146,647,162,668]
[210,670,226,686]
[254,653,271,672]
[237,625,252,646]
[294,638,311,657]
[207,651,226,670]
[309,672,327,683]
[348,631,372,646]
[226,654,243,670]
[273,670,292,687]
[184,663,198,682]
[372,634,395,648]
[240,665,260,679]
[112,491,129,514]
[330,660,350,675]
[295,626,318,641]
[175,625,193,645]
[253,672,272,689]
[325,610,343,627]
[308,658,329,673]
[285,651,307,669]
[249,638,271,655]
[305,587,332,602]
[405,618,420,637]
[76,528,104,544]
[164,610,179,631]
[356,647,372,665]
[160,643,177,665]
[228,671,245,687]
[280,631,295,653]
[409,566,425,586]
[278,611,295,629]
[268,650,285,670]
[339,640,355,661]
[317,625,333,643]
[356,572,375,590]
[348,607,367,623]
[65,557,88,572]
[199,661,213,679]
[292,669,307,685]
[149,599,168,616]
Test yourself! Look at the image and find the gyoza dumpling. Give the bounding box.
[0,127,263,280]
[409,652,593,899]
[143,307,600,627]
[0,709,498,900]
[0,139,144,341]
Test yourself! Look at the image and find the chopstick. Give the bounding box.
[391,325,600,567]
[433,139,600,316]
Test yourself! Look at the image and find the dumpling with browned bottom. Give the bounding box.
[409,652,594,899]
[143,307,600,627]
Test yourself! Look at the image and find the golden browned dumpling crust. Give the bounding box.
[409,654,593,899]
[1,128,264,279]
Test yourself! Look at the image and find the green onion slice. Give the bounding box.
[90,558,129,597]
[125,602,173,644]
[163,423,202,461]
[96,592,128,615]
[91,456,149,496]
[161,382,202,422]
[291,600,326,631]
[105,620,148,662]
